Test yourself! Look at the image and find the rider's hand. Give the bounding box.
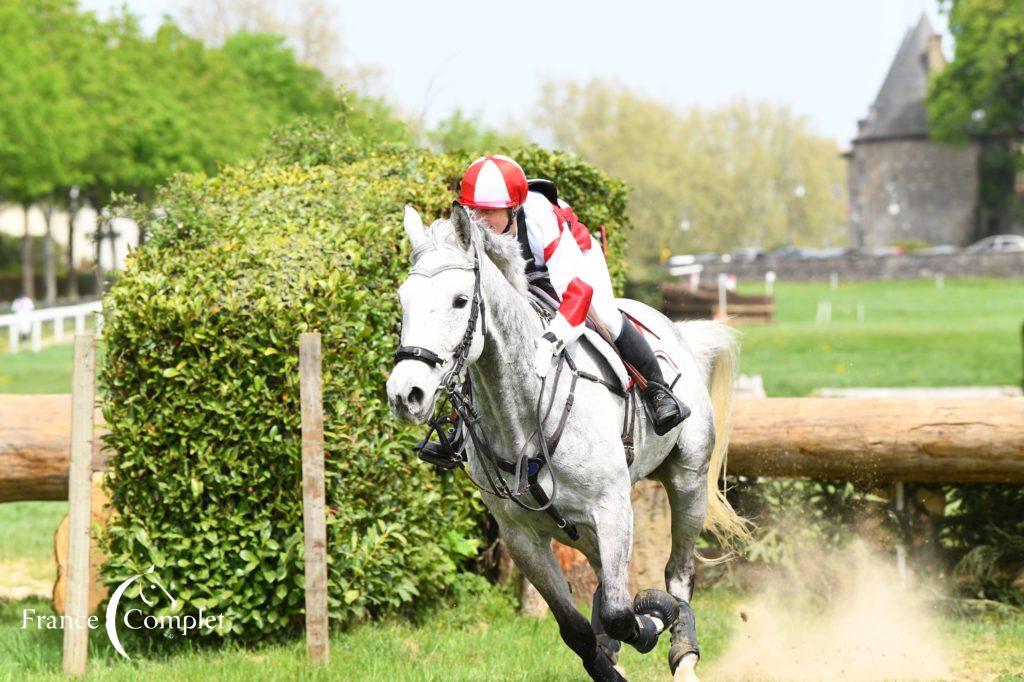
[533,332,563,379]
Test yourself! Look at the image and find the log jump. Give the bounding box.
[0,395,106,503]
[2,396,1023,505]
[728,397,1024,483]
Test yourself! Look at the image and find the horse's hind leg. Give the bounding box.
[651,440,710,682]
[501,525,624,682]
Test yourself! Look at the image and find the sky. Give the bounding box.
[80,0,951,148]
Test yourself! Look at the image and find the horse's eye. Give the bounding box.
[453,295,469,309]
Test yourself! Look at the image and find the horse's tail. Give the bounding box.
[677,320,751,547]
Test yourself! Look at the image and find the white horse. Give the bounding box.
[387,204,746,682]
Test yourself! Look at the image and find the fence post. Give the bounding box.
[8,323,16,353]
[62,334,95,676]
[299,332,329,664]
[716,274,728,320]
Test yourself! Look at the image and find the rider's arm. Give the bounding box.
[524,195,593,345]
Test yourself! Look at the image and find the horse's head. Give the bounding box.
[386,204,487,423]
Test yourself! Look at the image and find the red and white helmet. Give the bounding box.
[458,155,528,209]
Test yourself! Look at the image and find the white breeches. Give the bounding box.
[581,246,623,340]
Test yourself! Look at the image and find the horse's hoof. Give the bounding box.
[633,589,680,633]
[596,633,621,664]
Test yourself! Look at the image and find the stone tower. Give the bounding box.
[846,15,979,249]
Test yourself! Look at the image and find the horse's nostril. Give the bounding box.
[407,386,424,406]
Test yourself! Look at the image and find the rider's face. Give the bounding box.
[475,208,512,235]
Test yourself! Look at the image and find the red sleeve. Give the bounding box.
[557,277,593,327]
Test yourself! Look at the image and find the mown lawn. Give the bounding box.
[735,276,1024,396]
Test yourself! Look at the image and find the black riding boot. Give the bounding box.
[614,315,691,435]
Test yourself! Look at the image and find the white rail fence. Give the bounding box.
[0,300,102,353]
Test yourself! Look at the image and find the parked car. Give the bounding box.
[764,245,806,260]
[814,247,849,259]
[914,244,960,256]
[965,234,1024,254]
[728,247,765,263]
[693,252,720,264]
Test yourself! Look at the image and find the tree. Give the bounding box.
[0,0,90,299]
[174,0,348,81]
[427,109,527,154]
[0,0,404,300]
[929,0,1024,234]
[533,78,846,265]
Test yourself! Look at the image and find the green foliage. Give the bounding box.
[0,0,406,210]
[427,108,527,154]
[929,0,1024,143]
[0,0,90,204]
[928,0,1024,229]
[100,136,629,642]
[942,484,1024,606]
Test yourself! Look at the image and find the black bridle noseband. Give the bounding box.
[391,247,585,540]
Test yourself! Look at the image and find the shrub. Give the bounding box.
[100,133,630,642]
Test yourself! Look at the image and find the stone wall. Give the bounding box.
[848,138,980,249]
[698,251,1024,284]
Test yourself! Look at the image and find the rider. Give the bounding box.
[457,154,689,435]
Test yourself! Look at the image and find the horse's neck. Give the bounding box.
[469,265,542,449]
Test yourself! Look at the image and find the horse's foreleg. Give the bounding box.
[501,525,624,682]
[652,443,709,681]
[592,489,675,654]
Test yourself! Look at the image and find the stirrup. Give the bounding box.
[642,382,691,436]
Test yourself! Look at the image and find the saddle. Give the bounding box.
[527,283,681,393]
[526,284,683,465]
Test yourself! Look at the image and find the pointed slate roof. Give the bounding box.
[855,15,941,142]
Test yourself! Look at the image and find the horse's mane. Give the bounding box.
[423,215,530,297]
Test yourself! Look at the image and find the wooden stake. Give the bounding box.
[299,332,329,664]
[62,334,95,676]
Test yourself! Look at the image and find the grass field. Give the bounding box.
[0,277,1022,679]
[735,277,1024,396]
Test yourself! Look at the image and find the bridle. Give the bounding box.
[391,245,593,541]
[392,251,486,389]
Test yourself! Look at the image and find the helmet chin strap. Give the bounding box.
[500,206,519,235]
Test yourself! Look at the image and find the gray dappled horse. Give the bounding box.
[387,205,746,681]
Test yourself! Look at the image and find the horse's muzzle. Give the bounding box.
[386,363,441,424]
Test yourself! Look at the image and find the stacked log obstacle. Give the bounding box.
[727,397,1024,483]
[0,395,106,503]
[661,282,775,324]
[4,396,1023,501]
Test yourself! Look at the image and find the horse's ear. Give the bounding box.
[451,201,473,251]
[403,205,427,249]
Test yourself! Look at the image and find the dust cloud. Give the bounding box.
[708,542,951,681]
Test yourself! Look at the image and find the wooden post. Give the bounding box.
[299,333,329,664]
[62,334,95,676]
[716,274,728,320]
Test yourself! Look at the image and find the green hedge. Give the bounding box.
[100,131,630,642]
